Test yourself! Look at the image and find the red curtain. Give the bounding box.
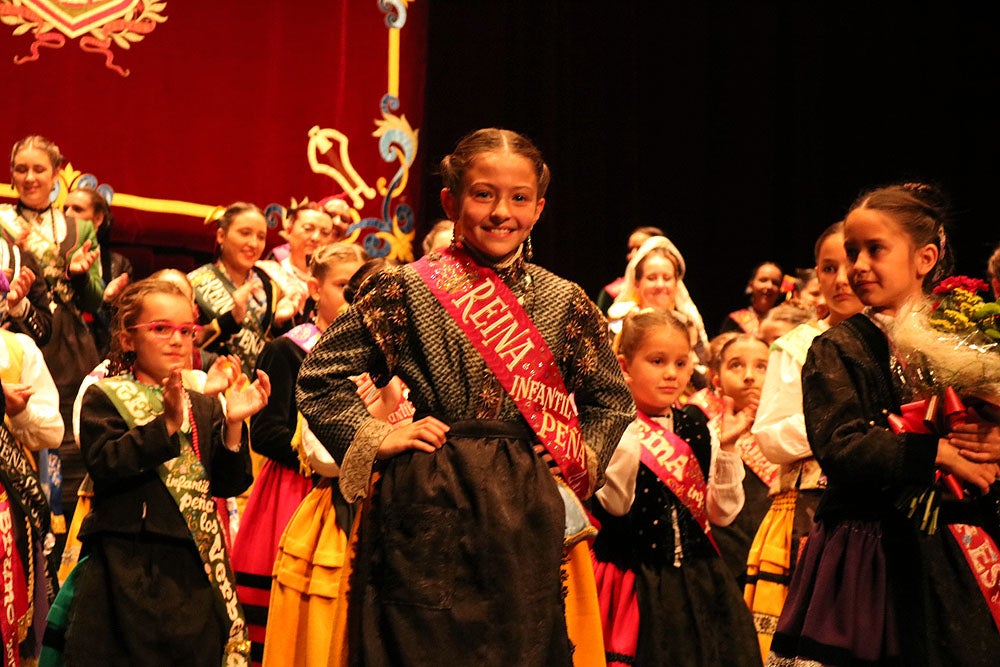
[2,0,428,274]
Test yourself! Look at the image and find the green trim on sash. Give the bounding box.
[189,264,268,376]
[96,377,250,665]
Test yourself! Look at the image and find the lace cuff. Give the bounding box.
[339,417,392,502]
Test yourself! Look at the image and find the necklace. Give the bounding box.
[215,260,248,288]
[132,373,202,458]
[16,202,57,245]
[188,402,202,459]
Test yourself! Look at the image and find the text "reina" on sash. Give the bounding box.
[451,278,582,450]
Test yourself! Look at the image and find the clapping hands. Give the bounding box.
[225,369,271,424]
[69,240,100,276]
[203,354,242,396]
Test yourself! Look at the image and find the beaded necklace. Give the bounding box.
[131,374,201,457]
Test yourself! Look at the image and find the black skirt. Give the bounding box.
[347,419,572,667]
[770,516,1000,667]
[63,534,227,667]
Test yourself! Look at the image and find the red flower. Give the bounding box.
[934,275,989,295]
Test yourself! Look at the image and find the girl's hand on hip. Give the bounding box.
[377,416,449,460]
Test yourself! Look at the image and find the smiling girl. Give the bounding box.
[0,135,105,541]
[607,235,709,363]
[296,128,634,666]
[720,261,785,338]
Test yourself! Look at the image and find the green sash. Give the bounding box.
[188,263,268,376]
[0,206,101,314]
[97,377,250,666]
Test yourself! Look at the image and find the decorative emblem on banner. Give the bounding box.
[299,0,419,264]
[1,0,167,77]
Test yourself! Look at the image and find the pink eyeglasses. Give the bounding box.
[128,321,203,340]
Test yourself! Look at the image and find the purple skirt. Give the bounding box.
[769,513,1000,667]
[768,519,899,665]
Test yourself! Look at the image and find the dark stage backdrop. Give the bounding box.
[420,1,1000,334]
[3,0,428,272]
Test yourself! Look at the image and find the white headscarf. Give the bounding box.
[607,235,709,355]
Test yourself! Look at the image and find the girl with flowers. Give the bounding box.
[768,183,1000,666]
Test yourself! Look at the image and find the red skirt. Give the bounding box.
[591,551,639,666]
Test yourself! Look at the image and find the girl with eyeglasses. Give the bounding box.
[56,277,270,665]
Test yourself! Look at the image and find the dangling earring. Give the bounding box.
[523,235,533,261]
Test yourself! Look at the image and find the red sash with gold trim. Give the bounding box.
[634,412,717,549]
[412,247,590,500]
[949,523,1000,631]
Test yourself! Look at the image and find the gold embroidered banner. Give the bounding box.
[1,0,166,76]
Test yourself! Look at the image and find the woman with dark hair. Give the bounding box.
[64,186,134,357]
[187,202,295,377]
[719,261,785,338]
[257,199,336,326]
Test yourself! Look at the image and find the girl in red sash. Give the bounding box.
[296,128,634,666]
[769,183,1000,666]
[591,309,760,666]
[62,278,270,666]
[719,261,785,338]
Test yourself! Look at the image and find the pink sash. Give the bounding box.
[735,433,781,489]
[1,490,30,666]
[284,322,321,354]
[412,246,590,500]
[949,523,1000,631]
[634,412,716,548]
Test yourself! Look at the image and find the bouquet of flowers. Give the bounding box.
[886,276,1000,533]
[890,276,1000,399]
